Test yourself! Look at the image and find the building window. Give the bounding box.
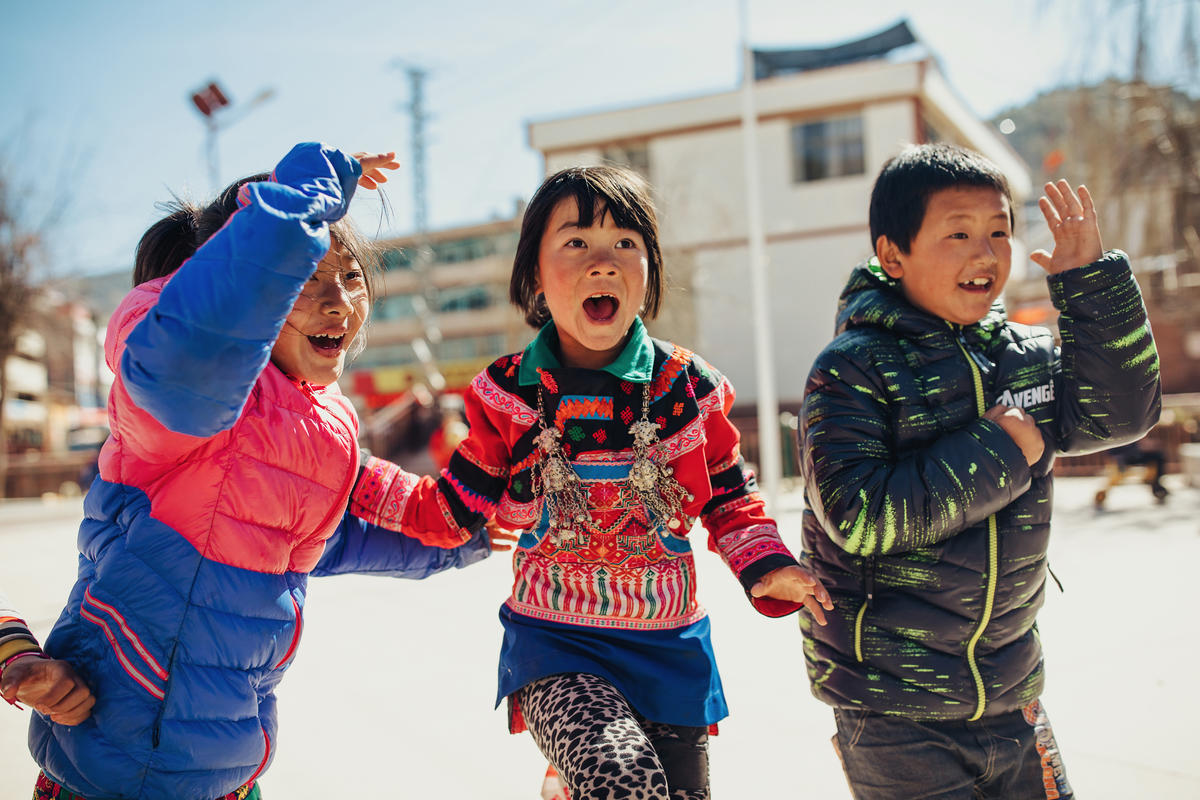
[374,294,418,321]
[921,115,944,145]
[602,143,651,179]
[791,114,865,182]
[436,285,494,313]
[354,342,417,368]
[435,334,507,362]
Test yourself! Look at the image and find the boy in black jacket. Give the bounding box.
[798,143,1160,799]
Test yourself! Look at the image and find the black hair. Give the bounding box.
[133,172,380,298]
[869,143,1014,256]
[510,165,664,329]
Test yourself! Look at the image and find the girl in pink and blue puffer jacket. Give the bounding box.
[28,144,496,800]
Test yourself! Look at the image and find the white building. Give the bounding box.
[529,21,1031,412]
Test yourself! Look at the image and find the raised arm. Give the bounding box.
[801,348,1031,557]
[1030,182,1160,452]
[119,143,361,437]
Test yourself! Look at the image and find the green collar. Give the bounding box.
[518,317,654,385]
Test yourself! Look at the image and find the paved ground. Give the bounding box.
[2,475,1198,798]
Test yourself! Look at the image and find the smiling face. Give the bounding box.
[270,241,370,386]
[536,196,649,369]
[877,186,1013,326]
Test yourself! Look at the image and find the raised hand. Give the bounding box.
[751,564,834,625]
[1029,180,1103,275]
[351,151,400,190]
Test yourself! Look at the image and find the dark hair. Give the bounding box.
[133,172,380,298]
[869,143,1014,256]
[510,165,664,328]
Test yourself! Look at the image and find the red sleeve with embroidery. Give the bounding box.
[348,460,471,548]
[698,375,802,618]
[348,370,517,548]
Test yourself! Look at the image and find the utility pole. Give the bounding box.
[737,0,782,509]
[188,80,274,194]
[397,63,445,392]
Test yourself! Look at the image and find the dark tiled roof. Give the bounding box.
[752,20,917,80]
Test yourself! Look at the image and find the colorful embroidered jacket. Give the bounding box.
[799,252,1160,721]
[354,318,802,629]
[27,144,489,800]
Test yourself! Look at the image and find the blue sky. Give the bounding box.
[0,0,1165,277]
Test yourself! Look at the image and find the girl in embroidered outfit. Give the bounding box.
[351,165,834,799]
[27,144,504,800]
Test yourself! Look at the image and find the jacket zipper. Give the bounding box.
[274,594,303,669]
[952,325,999,722]
[853,556,876,663]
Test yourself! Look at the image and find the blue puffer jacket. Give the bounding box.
[28,143,488,800]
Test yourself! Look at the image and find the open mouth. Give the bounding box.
[959,276,993,292]
[583,293,619,323]
[307,333,346,356]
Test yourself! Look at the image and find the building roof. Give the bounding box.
[752,20,918,80]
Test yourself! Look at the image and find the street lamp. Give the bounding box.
[188,80,275,193]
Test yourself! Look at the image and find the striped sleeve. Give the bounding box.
[0,589,42,666]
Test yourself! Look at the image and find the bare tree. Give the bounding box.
[0,165,41,498]
[1002,0,1200,392]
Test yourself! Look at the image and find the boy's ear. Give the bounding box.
[875,236,904,280]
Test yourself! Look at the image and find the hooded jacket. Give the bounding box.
[28,144,487,800]
[799,252,1160,721]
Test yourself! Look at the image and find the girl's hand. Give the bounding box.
[1,655,96,726]
[486,520,520,552]
[1030,180,1103,275]
[351,151,400,190]
[751,565,834,625]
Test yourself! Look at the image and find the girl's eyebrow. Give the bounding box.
[554,219,582,232]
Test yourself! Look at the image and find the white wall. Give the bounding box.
[692,229,871,405]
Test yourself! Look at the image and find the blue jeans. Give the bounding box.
[832,700,1073,800]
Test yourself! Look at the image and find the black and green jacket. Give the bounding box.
[799,251,1160,721]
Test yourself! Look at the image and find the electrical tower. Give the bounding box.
[399,63,444,392]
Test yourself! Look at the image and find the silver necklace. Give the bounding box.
[532,382,693,545]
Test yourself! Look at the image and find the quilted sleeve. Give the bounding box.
[119,143,360,438]
[800,346,1030,557]
[311,510,490,578]
[1048,250,1161,453]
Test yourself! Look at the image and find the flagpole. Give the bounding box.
[738,0,782,510]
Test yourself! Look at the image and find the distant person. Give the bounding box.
[797,143,1160,799]
[351,164,832,798]
[27,144,513,800]
[1093,438,1169,508]
[1,588,94,725]
[427,394,469,471]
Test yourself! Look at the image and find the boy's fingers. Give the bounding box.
[1029,250,1051,269]
[1078,184,1096,216]
[1042,181,1066,213]
[1036,196,1061,227]
[1056,179,1084,216]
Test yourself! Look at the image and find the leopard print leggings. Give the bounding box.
[519,672,710,800]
